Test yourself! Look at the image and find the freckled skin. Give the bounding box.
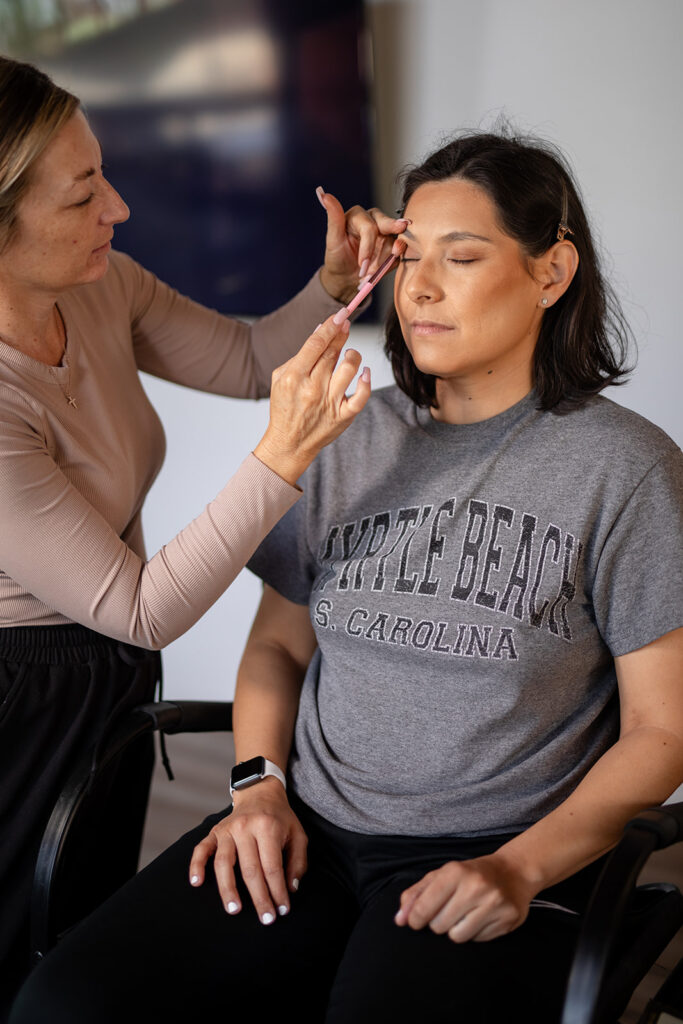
[0,110,129,296]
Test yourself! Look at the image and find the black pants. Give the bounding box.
[0,625,160,1022]
[10,796,608,1024]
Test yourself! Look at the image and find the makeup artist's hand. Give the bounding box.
[317,186,409,305]
[253,312,370,485]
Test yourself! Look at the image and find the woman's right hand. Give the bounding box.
[253,313,370,485]
[189,777,307,924]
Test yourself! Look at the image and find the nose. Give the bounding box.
[401,259,445,304]
[101,179,130,226]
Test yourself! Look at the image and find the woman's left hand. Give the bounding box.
[317,187,409,305]
[394,853,535,943]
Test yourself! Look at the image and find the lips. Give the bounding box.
[410,320,454,335]
[92,237,113,255]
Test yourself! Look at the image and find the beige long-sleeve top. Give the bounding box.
[0,251,344,648]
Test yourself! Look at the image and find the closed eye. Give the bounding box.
[73,194,94,207]
[400,256,476,265]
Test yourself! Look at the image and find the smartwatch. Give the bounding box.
[229,756,287,796]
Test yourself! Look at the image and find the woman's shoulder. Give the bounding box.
[553,395,681,470]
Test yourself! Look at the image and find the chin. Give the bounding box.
[80,254,112,285]
[409,354,460,379]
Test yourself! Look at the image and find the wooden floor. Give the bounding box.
[140,732,683,1022]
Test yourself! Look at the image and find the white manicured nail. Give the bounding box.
[227,901,239,914]
[278,905,289,916]
[292,878,300,891]
[261,912,275,925]
[190,875,200,886]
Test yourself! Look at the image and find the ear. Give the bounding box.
[535,241,579,307]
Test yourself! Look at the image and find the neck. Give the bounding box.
[0,283,64,366]
[431,367,534,425]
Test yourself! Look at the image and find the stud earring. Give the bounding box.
[540,297,549,306]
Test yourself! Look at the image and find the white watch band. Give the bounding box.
[261,758,287,792]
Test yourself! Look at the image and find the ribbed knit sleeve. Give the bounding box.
[0,374,300,647]
[110,252,345,396]
[0,246,353,643]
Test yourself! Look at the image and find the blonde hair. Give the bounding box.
[0,56,79,252]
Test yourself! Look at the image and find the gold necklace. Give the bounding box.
[50,367,78,409]
[49,307,77,409]
[0,306,77,408]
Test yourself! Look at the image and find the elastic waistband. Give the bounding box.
[0,624,157,666]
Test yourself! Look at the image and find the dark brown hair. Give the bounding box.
[0,56,79,252]
[385,128,634,412]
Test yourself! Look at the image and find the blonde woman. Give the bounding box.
[0,55,406,1016]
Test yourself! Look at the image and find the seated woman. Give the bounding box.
[10,129,683,1024]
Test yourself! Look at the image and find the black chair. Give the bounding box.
[30,699,233,962]
[30,700,683,1023]
[562,801,683,1023]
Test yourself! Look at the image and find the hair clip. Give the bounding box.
[557,182,573,242]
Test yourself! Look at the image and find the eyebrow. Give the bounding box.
[403,228,493,244]
[69,167,97,188]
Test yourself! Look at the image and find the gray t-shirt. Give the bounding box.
[248,387,683,837]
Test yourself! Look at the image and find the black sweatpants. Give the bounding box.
[0,625,160,1022]
[10,796,609,1024]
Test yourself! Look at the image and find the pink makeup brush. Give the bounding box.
[333,252,400,324]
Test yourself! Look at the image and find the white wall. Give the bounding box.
[142,0,683,702]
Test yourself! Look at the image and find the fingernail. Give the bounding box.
[292,878,300,891]
[227,901,240,915]
[361,367,371,383]
[316,186,325,208]
[359,258,369,279]
[332,307,348,326]
[314,322,323,330]
[278,905,289,916]
[396,217,412,225]
[357,275,371,290]
[261,912,275,925]
[190,875,200,886]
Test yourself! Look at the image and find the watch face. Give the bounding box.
[231,756,266,790]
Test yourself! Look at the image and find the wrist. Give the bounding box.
[253,435,311,487]
[487,841,547,897]
[230,774,288,808]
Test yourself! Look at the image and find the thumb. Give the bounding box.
[316,186,348,252]
[394,877,427,926]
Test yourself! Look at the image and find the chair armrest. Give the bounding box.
[624,802,683,849]
[561,802,683,1024]
[30,699,233,961]
[136,700,233,734]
